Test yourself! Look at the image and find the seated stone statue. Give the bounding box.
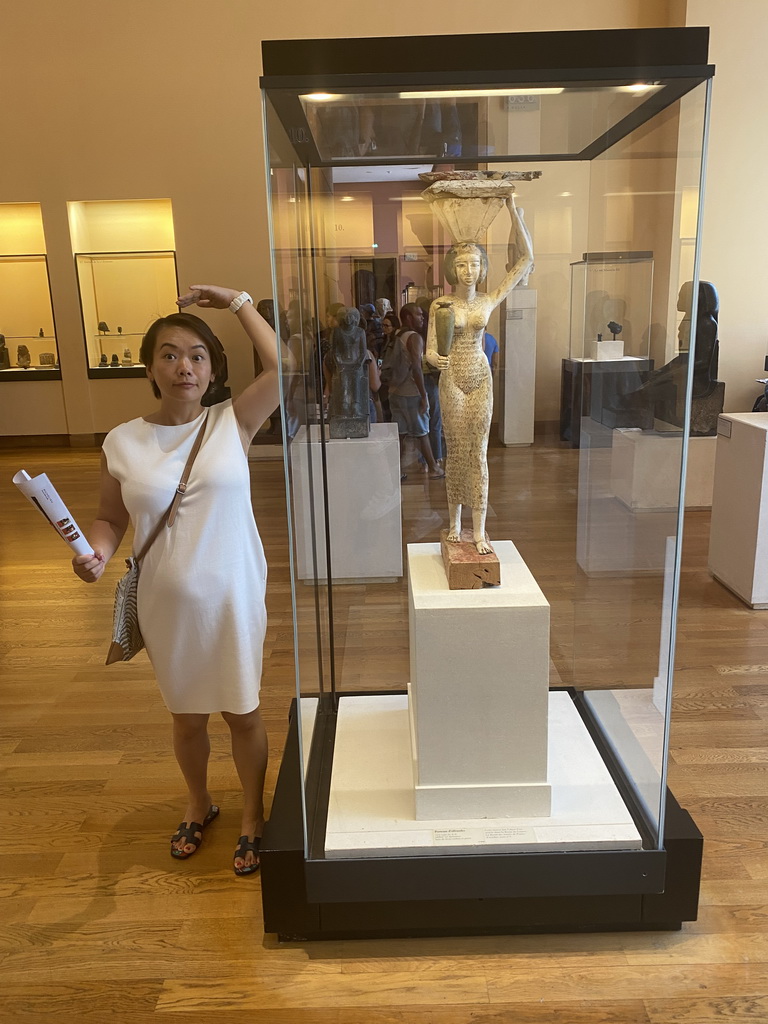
[326,306,370,439]
[608,281,724,436]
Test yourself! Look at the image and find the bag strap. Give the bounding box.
[134,411,209,564]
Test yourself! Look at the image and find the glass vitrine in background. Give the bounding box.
[67,199,178,378]
[75,250,178,375]
[259,27,713,940]
[0,204,59,381]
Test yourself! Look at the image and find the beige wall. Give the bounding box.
[0,0,699,438]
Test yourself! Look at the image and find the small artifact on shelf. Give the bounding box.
[97,321,110,334]
[17,344,31,368]
[98,354,108,367]
[440,528,501,590]
[39,352,56,366]
[117,326,123,335]
[607,320,623,339]
[122,347,132,365]
[38,327,45,338]
[0,335,9,370]
[110,353,120,367]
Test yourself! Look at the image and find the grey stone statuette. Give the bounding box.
[17,344,31,368]
[327,306,370,439]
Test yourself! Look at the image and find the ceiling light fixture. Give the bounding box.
[399,87,564,100]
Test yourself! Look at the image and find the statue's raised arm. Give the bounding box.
[486,198,534,310]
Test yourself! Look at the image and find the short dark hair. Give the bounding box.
[399,302,422,327]
[443,241,488,286]
[140,312,228,401]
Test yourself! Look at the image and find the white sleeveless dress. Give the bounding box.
[102,400,267,714]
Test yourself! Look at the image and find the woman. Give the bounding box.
[426,198,533,553]
[73,285,279,876]
[378,313,400,422]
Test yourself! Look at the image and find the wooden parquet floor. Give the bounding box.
[2,437,768,1023]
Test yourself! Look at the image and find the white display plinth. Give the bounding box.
[589,339,624,361]
[291,423,402,582]
[611,428,716,510]
[407,541,551,819]
[708,413,768,608]
[576,420,675,577]
[322,692,641,858]
[500,288,536,447]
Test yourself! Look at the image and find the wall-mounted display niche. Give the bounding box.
[68,199,178,378]
[0,204,59,381]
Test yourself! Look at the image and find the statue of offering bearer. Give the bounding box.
[327,306,370,439]
[423,170,538,556]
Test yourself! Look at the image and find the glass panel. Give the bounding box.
[75,251,178,372]
[0,254,58,376]
[264,73,709,861]
[297,83,668,161]
[574,83,710,840]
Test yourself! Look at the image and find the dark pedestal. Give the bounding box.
[560,357,653,448]
[260,691,702,941]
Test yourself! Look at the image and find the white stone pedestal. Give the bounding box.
[499,288,536,447]
[709,413,768,608]
[589,339,624,361]
[611,428,717,511]
[291,423,402,582]
[407,541,551,819]
[576,420,675,577]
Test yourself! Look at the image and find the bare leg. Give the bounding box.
[416,434,444,476]
[447,502,462,542]
[472,507,492,554]
[171,712,213,855]
[222,708,268,871]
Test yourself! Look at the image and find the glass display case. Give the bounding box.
[562,252,655,446]
[75,250,178,378]
[0,254,59,381]
[259,27,713,940]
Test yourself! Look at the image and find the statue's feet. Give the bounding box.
[446,529,461,543]
[475,536,492,555]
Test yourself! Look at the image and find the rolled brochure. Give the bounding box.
[13,469,92,558]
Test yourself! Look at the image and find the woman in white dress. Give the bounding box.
[73,285,279,875]
[425,198,533,553]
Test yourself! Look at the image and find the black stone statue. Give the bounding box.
[326,306,370,439]
[608,281,723,436]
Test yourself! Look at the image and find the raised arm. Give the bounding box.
[178,284,281,447]
[486,198,534,309]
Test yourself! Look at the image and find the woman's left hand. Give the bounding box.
[177,285,241,310]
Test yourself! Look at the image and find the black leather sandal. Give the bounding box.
[170,804,220,859]
[233,834,261,875]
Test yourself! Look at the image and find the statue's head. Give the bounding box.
[444,241,488,286]
[337,306,361,331]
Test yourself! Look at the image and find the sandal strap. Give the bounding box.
[171,821,204,847]
[234,835,261,857]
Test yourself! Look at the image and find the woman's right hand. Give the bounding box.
[426,350,449,370]
[72,550,106,583]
